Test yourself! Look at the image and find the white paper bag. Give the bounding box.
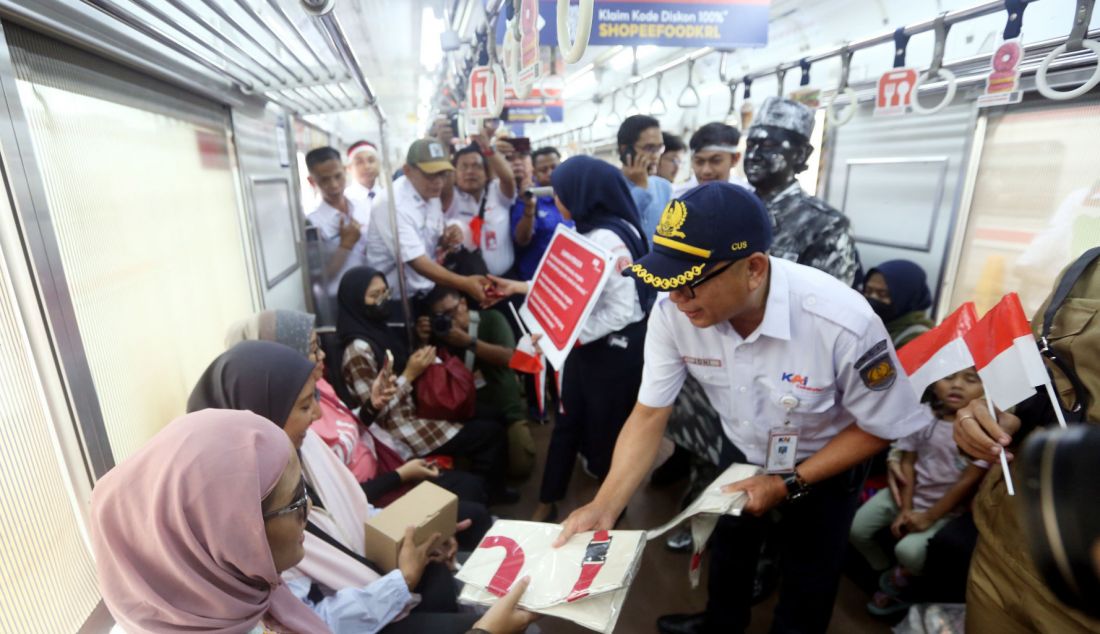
[456,520,645,633]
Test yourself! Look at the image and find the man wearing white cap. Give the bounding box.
[345,139,383,204]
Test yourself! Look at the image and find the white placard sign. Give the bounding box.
[518,225,614,370]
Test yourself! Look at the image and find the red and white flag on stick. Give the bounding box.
[897,302,979,399]
[507,302,547,417]
[509,333,547,416]
[960,293,1068,496]
[963,293,1065,427]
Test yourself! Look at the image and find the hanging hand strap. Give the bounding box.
[893,27,911,68]
[774,65,787,96]
[799,58,811,86]
[1066,0,1095,53]
[929,14,951,75]
[1002,0,1028,40]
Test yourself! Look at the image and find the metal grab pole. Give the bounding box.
[301,0,412,342]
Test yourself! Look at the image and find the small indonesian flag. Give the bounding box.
[963,293,1049,410]
[469,215,484,250]
[897,302,978,399]
[509,334,543,374]
[509,334,546,416]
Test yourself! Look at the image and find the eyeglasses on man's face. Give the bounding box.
[675,260,736,299]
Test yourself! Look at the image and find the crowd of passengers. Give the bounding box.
[90,100,1075,634]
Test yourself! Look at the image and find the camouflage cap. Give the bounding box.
[749,97,815,140]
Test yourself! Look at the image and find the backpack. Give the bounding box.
[1030,246,1100,423]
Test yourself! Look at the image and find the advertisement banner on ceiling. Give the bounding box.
[504,87,565,125]
[496,0,770,49]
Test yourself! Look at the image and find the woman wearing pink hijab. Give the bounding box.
[89,409,330,634]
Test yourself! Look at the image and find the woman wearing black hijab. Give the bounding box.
[335,266,514,505]
[862,259,935,348]
[186,340,481,633]
[496,155,655,522]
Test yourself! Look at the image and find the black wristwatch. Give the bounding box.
[466,335,478,353]
[782,469,811,502]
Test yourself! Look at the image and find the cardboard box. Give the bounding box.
[363,481,458,572]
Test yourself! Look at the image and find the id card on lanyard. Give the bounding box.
[765,394,800,474]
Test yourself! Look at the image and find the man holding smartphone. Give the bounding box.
[617,115,673,242]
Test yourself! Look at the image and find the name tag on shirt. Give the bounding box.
[765,426,799,473]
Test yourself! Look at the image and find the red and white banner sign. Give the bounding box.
[519,225,613,370]
[897,302,978,399]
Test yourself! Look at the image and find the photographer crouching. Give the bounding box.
[417,285,537,481]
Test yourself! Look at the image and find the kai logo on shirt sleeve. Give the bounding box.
[853,339,897,391]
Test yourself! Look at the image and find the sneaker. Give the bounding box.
[878,566,911,597]
[866,590,911,617]
[665,526,693,552]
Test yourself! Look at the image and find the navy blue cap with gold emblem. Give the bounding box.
[625,182,773,290]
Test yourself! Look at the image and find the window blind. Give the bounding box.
[7,23,257,462]
[0,190,100,633]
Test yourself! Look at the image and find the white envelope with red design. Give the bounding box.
[456,520,646,633]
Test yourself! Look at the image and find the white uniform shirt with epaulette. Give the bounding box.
[638,256,926,465]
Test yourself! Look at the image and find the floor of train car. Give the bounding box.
[490,421,892,634]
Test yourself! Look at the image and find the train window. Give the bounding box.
[947,98,1100,317]
[0,199,99,632]
[7,24,256,461]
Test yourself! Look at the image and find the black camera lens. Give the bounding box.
[431,313,452,335]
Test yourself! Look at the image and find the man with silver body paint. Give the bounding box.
[744,97,862,287]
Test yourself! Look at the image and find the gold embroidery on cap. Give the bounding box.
[653,235,712,258]
[629,262,705,289]
[731,240,748,251]
[656,199,688,239]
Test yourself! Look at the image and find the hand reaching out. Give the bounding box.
[471,576,540,634]
[486,274,529,298]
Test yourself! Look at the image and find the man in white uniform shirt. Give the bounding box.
[344,139,383,204]
[444,135,517,276]
[365,139,490,304]
[556,182,926,634]
[305,146,371,298]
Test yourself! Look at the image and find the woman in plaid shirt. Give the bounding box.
[335,267,514,505]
